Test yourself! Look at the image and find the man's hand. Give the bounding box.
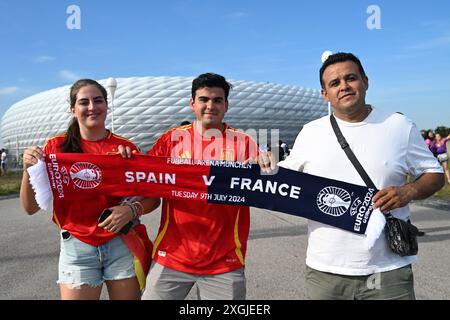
[372,185,415,214]
[372,173,444,213]
[242,148,278,174]
[258,151,273,173]
[117,145,137,158]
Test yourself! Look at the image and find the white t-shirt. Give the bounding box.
[279,107,443,275]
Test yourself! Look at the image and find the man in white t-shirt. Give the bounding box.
[264,52,444,300]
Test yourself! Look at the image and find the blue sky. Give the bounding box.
[1,0,449,136]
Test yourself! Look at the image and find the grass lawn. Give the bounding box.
[0,170,22,195]
[434,182,450,200]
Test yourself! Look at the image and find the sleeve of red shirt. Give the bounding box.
[43,137,59,154]
[147,132,170,156]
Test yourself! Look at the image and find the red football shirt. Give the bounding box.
[43,131,139,246]
[147,122,258,274]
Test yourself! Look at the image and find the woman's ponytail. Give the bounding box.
[60,117,82,153]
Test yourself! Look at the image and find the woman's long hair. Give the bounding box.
[59,79,108,153]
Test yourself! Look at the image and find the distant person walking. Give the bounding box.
[280,140,289,157]
[434,133,450,183]
[425,130,437,156]
[1,149,7,175]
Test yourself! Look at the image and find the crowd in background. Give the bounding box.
[421,129,450,183]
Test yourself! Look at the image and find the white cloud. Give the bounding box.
[59,70,81,82]
[35,55,56,63]
[0,87,19,95]
[420,20,450,29]
[225,11,246,19]
[409,34,450,50]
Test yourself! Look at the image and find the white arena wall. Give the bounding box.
[1,76,327,155]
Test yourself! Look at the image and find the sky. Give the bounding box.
[1,0,450,146]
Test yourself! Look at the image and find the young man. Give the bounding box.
[142,73,258,300]
[275,52,444,299]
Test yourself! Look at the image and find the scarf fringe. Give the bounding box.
[364,209,386,249]
[27,160,53,210]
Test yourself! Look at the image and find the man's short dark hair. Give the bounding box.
[319,52,367,88]
[191,73,233,100]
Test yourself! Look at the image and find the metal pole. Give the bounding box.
[321,51,333,116]
[106,77,117,133]
[111,96,115,133]
[16,135,19,167]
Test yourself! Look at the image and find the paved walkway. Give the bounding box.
[1,197,449,299]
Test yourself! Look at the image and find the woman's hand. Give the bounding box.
[21,146,45,214]
[22,146,45,170]
[98,205,134,233]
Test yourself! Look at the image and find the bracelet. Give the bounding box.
[123,202,137,219]
[132,201,145,217]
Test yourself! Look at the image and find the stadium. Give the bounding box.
[0,76,327,162]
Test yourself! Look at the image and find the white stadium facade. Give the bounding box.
[0,76,327,161]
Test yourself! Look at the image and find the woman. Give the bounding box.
[425,130,437,156]
[20,79,159,299]
[434,133,450,183]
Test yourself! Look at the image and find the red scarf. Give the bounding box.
[27,152,386,255]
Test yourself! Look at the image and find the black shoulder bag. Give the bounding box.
[330,115,419,256]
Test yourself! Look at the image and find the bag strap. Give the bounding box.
[329,114,377,190]
[329,114,394,219]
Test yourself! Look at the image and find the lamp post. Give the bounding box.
[321,50,333,115]
[15,135,19,167]
[106,77,117,133]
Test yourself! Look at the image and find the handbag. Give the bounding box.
[330,114,419,256]
[384,214,419,256]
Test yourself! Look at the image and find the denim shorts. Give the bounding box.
[57,230,135,288]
